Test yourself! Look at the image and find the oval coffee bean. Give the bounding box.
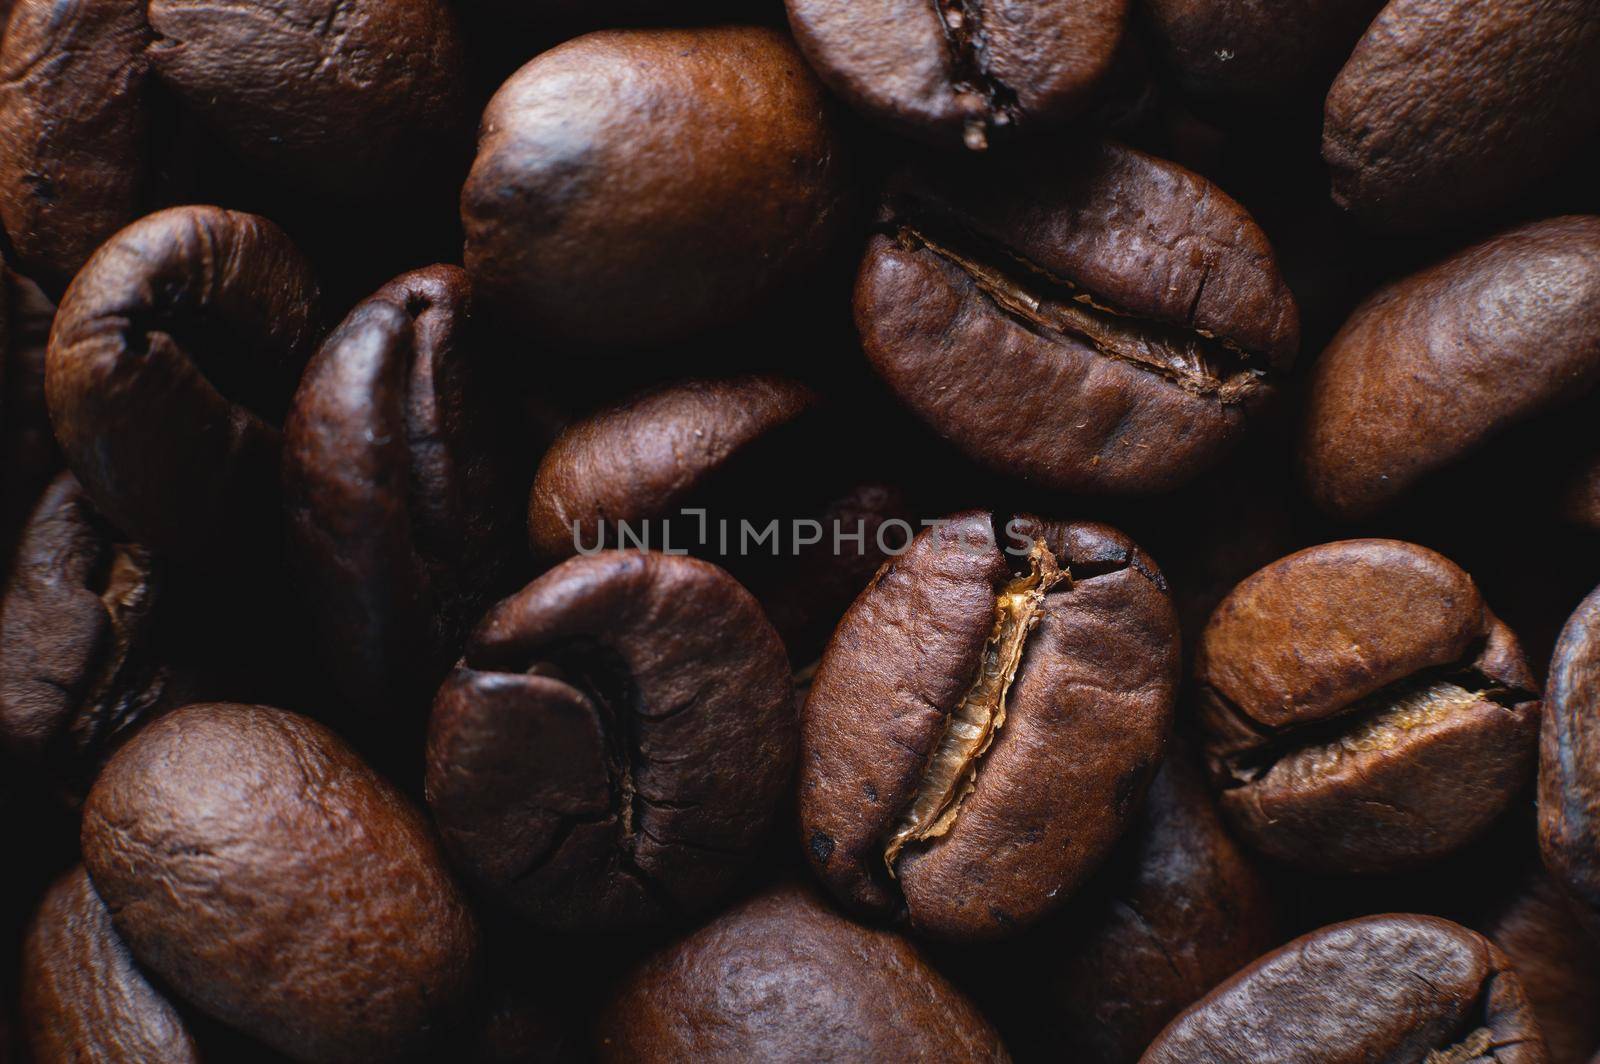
[1043,738,1278,1063]
[0,472,190,802]
[2,269,61,558]
[800,511,1179,940]
[461,26,849,347]
[1324,0,1600,231]
[785,0,1126,150]
[21,866,201,1064]
[1300,216,1600,522]
[597,884,1011,1062]
[856,142,1298,493]
[81,702,478,1063]
[1540,583,1600,932]
[528,377,816,560]
[0,0,154,294]
[426,550,795,931]
[1142,914,1548,1063]
[45,206,322,556]
[1197,539,1541,874]
[284,265,523,716]
[146,0,467,197]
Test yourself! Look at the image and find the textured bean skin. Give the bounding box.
[801,512,1178,939]
[462,26,849,347]
[1141,914,1548,1063]
[1300,217,1600,521]
[426,551,795,931]
[21,866,200,1064]
[81,703,478,1063]
[1043,740,1278,1063]
[0,0,152,295]
[596,885,1011,1062]
[1324,0,1600,232]
[856,142,1298,493]
[0,473,189,802]
[146,0,466,197]
[527,377,816,560]
[784,0,1126,149]
[1541,584,1600,933]
[45,206,322,556]
[284,265,521,716]
[1198,540,1540,874]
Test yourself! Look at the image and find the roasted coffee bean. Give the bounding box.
[1300,217,1600,522]
[597,884,1011,1062]
[0,0,155,294]
[801,511,1178,940]
[426,550,795,931]
[1,269,60,562]
[1197,539,1541,874]
[1039,738,1278,1063]
[856,142,1298,494]
[81,702,478,1063]
[146,0,466,198]
[20,866,200,1064]
[1141,914,1549,1063]
[1540,583,1600,934]
[784,0,1126,150]
[528,377,817,560]
[1480,866,1600,1064]
[461,26,850,347]
[45,205,322,557]
[1140,0,1384,105]
[284,265,523,717]
[0,472,195,804]
[1324,0,1600,232]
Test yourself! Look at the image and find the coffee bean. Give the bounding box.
[1300,217,1600,522]
[1,268,61,563]
[21,866,201,1064]
[81,702,478,1063]
[461,26,850,347]
[800,511,1178,939]
[0,0,155,294]
[1539,583,1600,934]
[1141,914,1549,1063]
[0,472,195,803]
[425,550,795,931]
[45,206,322,557]
[596,884,1011,1061]
[785,0,1127,150]
[855,141,1298,493]
[1197,539,1541,874]
[145,0,468,198]
[1324,0,1600,231]
[284,265,524,717]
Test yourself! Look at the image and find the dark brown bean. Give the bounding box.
[800,511,1178,939]
[81,702,478,1063]
[785,0,1127,150]
[1300,216,1600,522]
[596,884,1010,1062]
[856,141,1298,493]
[1324,0,1600,231]
[1197,539,1541,874]
[1540,583,1600,934]
[21,866,201,1064]
[461,26,850,347]
[2,268,61,562]
[425,551,795,931]
[0,0,154,294]
[1141,914,1549,1063]
[283,265,523,717]
[45,206,322,556]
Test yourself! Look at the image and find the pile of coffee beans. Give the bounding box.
[3,0,1599,1059]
